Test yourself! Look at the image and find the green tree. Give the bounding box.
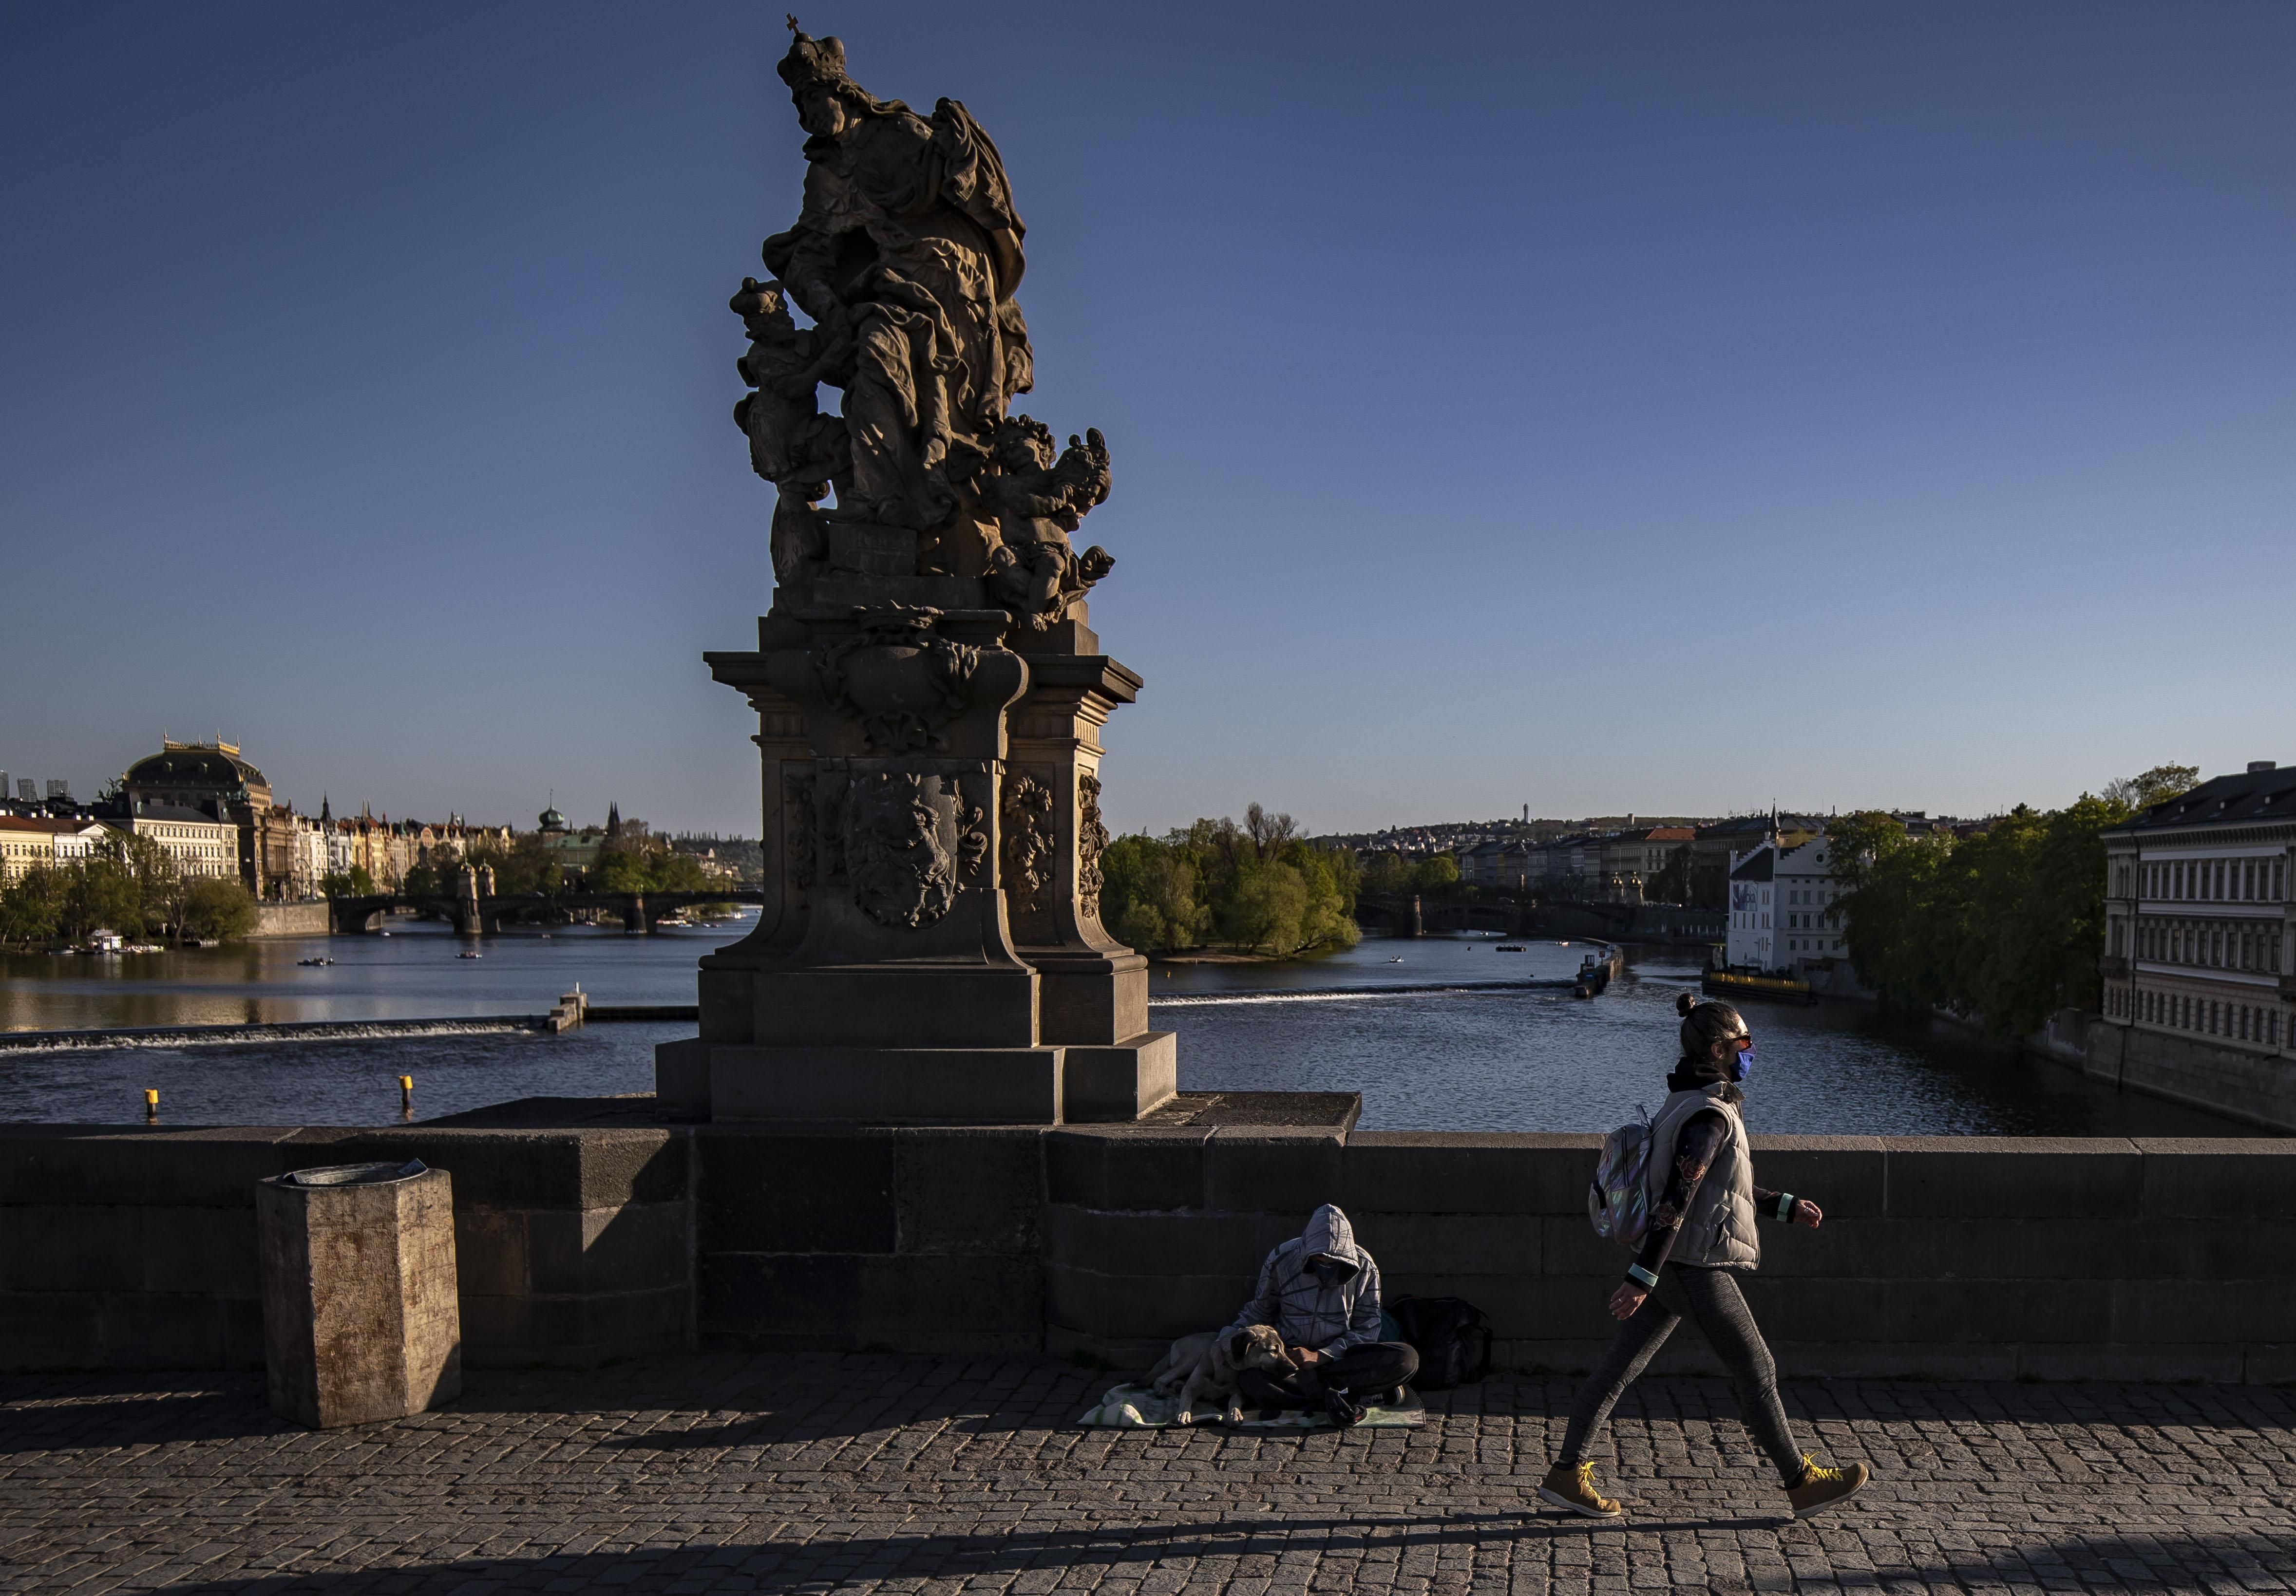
[1095,809,1358,958]
[179,876,258,942]
[1359,851,1411,896]
[0,865,67,947]
[1412,853,1461,894]
[1316,844,1360,915]
[1645,844,1692,906]
[1834,786,2137,1038]
[1282,840,1361,952]
[60,854,150,943]
[1221,862,1309,954]
[2102,763,2199,813]
[1101,834,1210,954]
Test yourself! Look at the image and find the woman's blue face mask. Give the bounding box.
[1729,1039,1756,1083]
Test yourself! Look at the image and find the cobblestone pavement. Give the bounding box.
[4,1356,2294,1595]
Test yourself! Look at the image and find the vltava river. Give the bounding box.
[0,920,2264,1134]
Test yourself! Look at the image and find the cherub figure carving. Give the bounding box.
[979,417,1114,629]
[730,276,849,582]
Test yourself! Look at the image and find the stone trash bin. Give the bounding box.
[257,1159,462,1429]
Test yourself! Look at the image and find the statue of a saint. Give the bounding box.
[735,21,1115,626]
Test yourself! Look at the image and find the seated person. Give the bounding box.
[1226,1202,1419,1427]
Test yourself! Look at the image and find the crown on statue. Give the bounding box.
[777,18,851,94]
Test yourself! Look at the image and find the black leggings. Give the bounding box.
[1557,1265,1803,1484]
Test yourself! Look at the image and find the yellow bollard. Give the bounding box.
[398,1074,414,1117]
[143,1088,159,1120]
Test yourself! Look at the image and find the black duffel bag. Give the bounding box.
[1385,1296,1491,1389]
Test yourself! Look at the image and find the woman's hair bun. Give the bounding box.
[1676,991,1697,1016]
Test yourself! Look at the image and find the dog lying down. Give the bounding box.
[1144,1324,1297,1425]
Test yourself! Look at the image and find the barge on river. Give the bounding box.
[1702,968,1819,1006]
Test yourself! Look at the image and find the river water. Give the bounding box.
[0,919,2263,1135]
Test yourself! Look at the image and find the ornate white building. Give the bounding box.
[1726,837,1845,975]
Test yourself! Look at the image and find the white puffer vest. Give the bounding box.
[1642,1083,1761,1271]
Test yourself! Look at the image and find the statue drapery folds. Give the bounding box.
[735,21,1114,630]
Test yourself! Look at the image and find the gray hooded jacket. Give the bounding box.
[1227,1203,1383,1356]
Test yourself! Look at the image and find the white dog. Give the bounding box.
[1145,1324,1297,1425]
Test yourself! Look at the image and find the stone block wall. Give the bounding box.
[1041,1127,2296,1384]
[692,1125,1044,1355]
[2086,1020,2296,1133]
[0,1124,690,1371]
[5,1110,2292,1383]
[250,900,332,939]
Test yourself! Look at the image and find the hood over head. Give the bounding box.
[1300,1202,1362,1278]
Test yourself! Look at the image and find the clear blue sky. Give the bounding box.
[3,2,2290,837]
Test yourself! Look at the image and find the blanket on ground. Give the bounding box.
[1079,1383,1425,1429]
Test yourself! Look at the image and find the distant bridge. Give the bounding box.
[1353,893,1723,945]
[329,889,764,937]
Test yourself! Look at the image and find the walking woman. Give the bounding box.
[1539,994,1870,1521]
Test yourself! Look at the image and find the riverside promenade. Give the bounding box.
[4,1356,2292,1596]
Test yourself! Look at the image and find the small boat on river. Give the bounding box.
[1572,945,1624,998]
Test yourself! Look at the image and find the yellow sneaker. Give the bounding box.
[1538,1461,1623,1519]
[1785,1455,1870,1519]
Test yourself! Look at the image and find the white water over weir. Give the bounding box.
[0,1007,698,1053]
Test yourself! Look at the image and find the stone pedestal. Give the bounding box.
[659,599,1174,1126]
[255,1161,461,1429]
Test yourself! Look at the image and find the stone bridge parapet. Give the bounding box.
[2,1101,2288,1383]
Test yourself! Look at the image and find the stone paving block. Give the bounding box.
[3,1354,2293,1595]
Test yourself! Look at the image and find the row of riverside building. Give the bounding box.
[1449,759,2296,1078]
[1452,810,1977,981]
[2099,760,2295,1066]
[0,740,509,901]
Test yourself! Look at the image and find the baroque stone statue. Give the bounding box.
[665,21,1170,1132]
[735,19,1116,632]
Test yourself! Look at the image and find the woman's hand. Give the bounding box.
[1608,1281,1648,1321]
[1791,1199,1823,1229]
